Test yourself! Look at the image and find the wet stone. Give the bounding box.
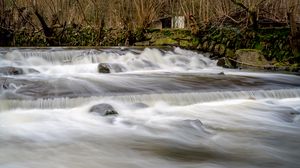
[0,66,39,75]
[98,63,126,73]
[277,110,300,123]
[98,63,111,73]
[130,102,149,109]
[0,67,24,75]
[89,104,119,116]
[218,72,225,75]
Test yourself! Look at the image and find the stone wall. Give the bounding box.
[196,27,293,63]
[140,28,298,71]
[1,26,298,70]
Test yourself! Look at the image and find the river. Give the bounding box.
[0,47,300,168]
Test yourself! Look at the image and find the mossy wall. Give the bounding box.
[197,27,293,63]
[143,29,199,48]
[5,27,132,47]
[1,26,296,65]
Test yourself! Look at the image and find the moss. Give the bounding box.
[254,42,263,50]
[237,49,262,53]
[153,37,178,46]
[162,29,173,36]
[214,44,220,53]
[274,62,289,67]
[225,49,235,58]
[208,41,216,52]
[192,38,200,47]
[173,29,192,36]
[147,29,160,33]
[290,63,300,71]
[179,38,199,48]
[218,44,226,56]
[180,40,192,48]
[202,41,209,50]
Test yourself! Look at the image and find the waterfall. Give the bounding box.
[0,48,217,72]
[1,88,300,111]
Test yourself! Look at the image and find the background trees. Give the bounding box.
[1,0,298,31]
[0,0,299,46]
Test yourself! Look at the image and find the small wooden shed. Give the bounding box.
[150,16,185,29]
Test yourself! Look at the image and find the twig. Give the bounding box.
[11,0,36,28]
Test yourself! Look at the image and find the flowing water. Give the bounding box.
[0,47,300,168]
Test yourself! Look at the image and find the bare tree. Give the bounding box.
[1,0,300,47]
[285,0,300,58]
[133,0,167,29]
[230,0,268,29]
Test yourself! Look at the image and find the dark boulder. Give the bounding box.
[0,66,39,75]
[0,67,23,75]
[217,57,227,68]
[89,103,119,116]
[218,72,225,75]
[98,63,111,73]
[217,57,235,68]
[98,63,126,73]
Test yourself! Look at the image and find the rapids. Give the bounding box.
[0,47,300,168]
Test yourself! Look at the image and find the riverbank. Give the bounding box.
[1,26,299,71]
[140,28,299,72]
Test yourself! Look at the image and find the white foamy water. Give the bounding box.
[1,48,217,74]
[0,47,300,168]
[1,88,300,111]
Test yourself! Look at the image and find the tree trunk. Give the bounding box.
[230,0,259,29]
[288,12,298,37]
[0,0,4,16]
[249,10,258,30]
[0,1,13,46]
[288,11,300,59]
[33,9,57,46]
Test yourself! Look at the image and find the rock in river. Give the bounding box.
[0,67,24,75]
[89,104,119,116]
[0,66,39,75]
[98,63,125,73]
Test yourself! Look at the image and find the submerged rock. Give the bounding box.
[0,67,23,75]
[130,102,149,109]
[171,119,210,135]
[183,119,203,127]
[218,72,225,75]
[0,66,39,75]
[98,63,125,73]
[89,104,119,116]
[276,110,300,123]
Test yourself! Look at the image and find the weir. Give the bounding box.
[1,88,300,111]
